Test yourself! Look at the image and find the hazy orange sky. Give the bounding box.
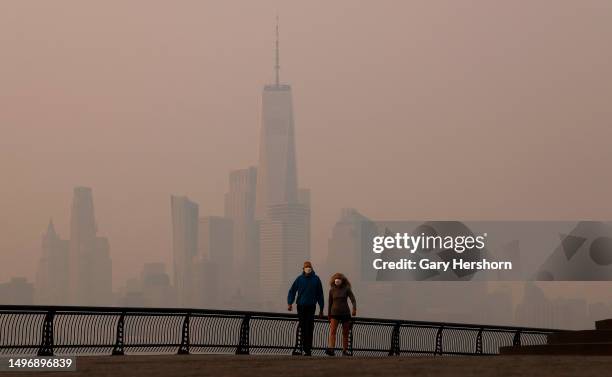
[1,1,611,288]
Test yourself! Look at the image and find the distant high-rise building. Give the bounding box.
[224,167,259,298]
[116,263,176,307]
[194,216,233,308]
[259,203,310,307]
[298,188,310,207]
[140,263,176,307]
[171,195,199,307]
[0,277,34,305]
[255,20,311,308]
[514,283,590,329]
[68,187,112,305]
[327,208,374,283]
[117,278,147,307]
[552,297,589,330]
[255,20,299,220]
[515,283,550,328]
[192,256,220,308]
[480,287,514,326]
[198,216,233,274]
[35,219,70,304]
[326,208,391,318]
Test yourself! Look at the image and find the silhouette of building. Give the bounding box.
[198,216,234,278]
[515,282,590,330]
[35,219,70,304]
[0,277,34,305]
[192,257,220,308]
[224,167,259,300]
[116,277,147,307]
[259,203,310,308]
[325,208,396,317]
[141,263,176,307]
[68,187,112,306]
[255,20,311,309]
[171,195,199,307]
[116,263,176,307]
[480,286,514,326]
[515,283,554,328]
[254,20,299,221]
[195,216,233,307]
[327,208,374,283]
[552,297,590,330]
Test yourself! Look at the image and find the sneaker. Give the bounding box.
[303,351,312,356]
[325,348,335,356]
[342,351,352,357]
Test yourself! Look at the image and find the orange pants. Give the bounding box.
[328,318,350,351]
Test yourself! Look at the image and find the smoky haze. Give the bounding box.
[1,1,612,329]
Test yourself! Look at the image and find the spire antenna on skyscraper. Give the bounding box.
[275,15,280,87]
[46,218,56,237]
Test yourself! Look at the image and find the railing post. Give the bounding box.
[388,322,400,356]
[434,325,444,355]
[178,312,190,355]
[37,310,55,356]
[291,321,302,355]
[475,327,483,355]
[235,314,250,355]
[112,312,125,356]
[513,329,522,347]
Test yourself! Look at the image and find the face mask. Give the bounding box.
[334,279,342,286]
[304,267,312,274]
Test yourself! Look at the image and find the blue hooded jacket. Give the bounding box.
[287,270,324,310]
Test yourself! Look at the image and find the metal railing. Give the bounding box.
[0,305,557,357]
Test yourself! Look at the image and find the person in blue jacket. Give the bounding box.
[287,261,324,356]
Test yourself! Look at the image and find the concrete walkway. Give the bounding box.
[4,354,612,377]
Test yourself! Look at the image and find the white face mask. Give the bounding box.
[304,267,312,274]
[334,279,342,286]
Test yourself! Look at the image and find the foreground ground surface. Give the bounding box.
[4,354,612,377]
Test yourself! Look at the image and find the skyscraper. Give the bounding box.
[170,195,199,307]
[68,187,112,305]
[198,216,233,269]
[35,219,70,304]
[259,203,310,306]
[140,263,176,308]
[196,216,233,306]
[327,208,373,283]
[326,208,389,317]
[255,19,311,308]
[224,167,259,298]
[255,19,299,220]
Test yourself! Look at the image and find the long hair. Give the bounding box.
[329,272,351,288]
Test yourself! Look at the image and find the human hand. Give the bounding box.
[352,309,357,317]
[288,304,293,311]
[319,311,324,319]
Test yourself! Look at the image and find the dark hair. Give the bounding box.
[329,272,351,288]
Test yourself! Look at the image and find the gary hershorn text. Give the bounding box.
[372,258,513,271]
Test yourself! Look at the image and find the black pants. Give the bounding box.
[297,304,316,354]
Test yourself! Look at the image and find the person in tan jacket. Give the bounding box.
[325,272,357,356]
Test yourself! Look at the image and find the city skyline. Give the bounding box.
[2,1,612,328]
[4,2,612,289]
[16,192,612,329]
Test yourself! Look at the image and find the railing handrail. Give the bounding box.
[0,304,559,357]
[0,304,560,333]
